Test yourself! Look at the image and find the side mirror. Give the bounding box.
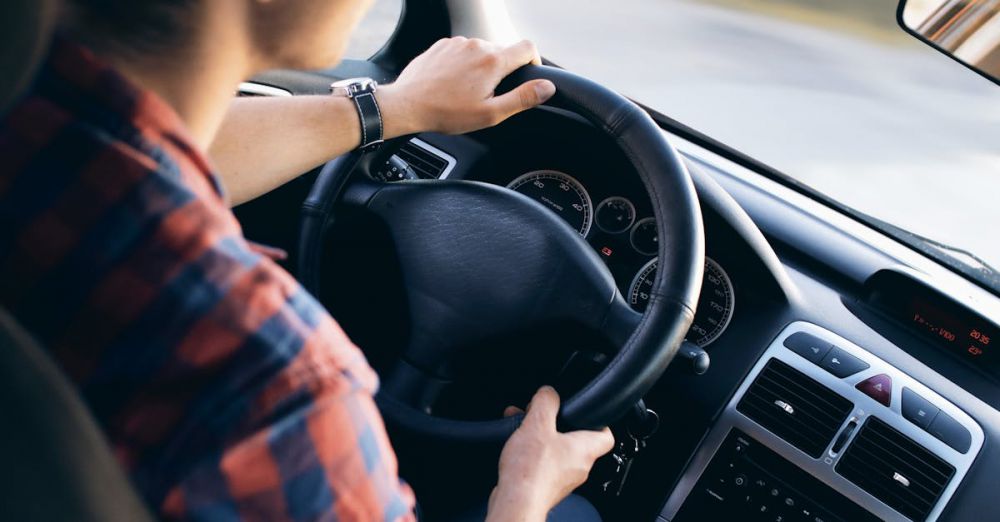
[898,0,1000,85]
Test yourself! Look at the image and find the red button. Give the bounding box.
[856,374,892,406]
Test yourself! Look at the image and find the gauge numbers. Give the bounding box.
[595,197,636,234]
[628,257,735,348]
[507,170,593,236]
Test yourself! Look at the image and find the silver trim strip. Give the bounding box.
[408,138,458,179]
[237,82,293,97]
[660,321,984,522]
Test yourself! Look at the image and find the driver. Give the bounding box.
[0,0,614,521]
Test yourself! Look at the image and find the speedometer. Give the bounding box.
[506,170,593,236]
[628,257,735,348]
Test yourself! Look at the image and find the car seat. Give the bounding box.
[0,1,155,519]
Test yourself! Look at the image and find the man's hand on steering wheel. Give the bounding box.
[378,37,558,137]
[489,387,615,522]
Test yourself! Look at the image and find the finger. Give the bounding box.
[488,79,556,121]
[524,385,560,427]
[499,39,542,73]
[429,36,460,53]
[503,406,524,417]
[566,426,616,459]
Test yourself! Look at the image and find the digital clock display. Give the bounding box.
[867,270,1000,378]
[906,297,995,365]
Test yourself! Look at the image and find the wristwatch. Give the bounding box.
[330,77,383,152]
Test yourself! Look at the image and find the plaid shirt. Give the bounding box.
[0,40,416,521]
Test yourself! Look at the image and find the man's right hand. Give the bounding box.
[486,386,615,522]
[377,37,555,138]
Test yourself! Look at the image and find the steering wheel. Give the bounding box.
[299,65,704,444]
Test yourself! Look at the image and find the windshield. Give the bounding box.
[506,0,1000,274]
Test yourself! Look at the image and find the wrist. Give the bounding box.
[487,482,549,522]
[375,83,424,139]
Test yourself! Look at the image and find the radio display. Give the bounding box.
[904,297,996,366]
[867,270,1000,376]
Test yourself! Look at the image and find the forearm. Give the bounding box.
[485,484,548,522]
[209,86,417,206]
[210,38,554,207]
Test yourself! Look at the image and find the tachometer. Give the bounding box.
[507,170,593,236]
[628,257,735,348]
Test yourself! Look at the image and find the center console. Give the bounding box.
[659,322,984,522]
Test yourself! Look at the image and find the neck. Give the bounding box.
[94,9,256,149]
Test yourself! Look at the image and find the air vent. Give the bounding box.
[393,139,453,179]
[737,358,853,458]
[837,417,954,521]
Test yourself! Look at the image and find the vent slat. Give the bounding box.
[748,377,846,428]
[848,442,942,498]
[865,421,953,484]
[396,142,449,179]
[854,435,950,487]
[743,387,843,434]
[738,400,833,444]
[837,417,955,521]
[838,458,935,514]
[737,359,853,458]
[766,364,854,414]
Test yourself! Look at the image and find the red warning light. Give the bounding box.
[600,247,613,257]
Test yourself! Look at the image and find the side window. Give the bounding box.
[344,0,403,59]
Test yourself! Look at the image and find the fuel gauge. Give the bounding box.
[595,197,636,234]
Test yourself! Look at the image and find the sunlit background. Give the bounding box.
[346,0,1000,271]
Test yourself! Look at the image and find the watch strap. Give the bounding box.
[352,91,383,152]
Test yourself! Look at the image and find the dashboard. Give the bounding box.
[234,77,1000,522]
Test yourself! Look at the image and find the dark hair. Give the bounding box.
[61,0,196,54]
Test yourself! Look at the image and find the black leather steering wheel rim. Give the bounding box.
[299,65,704,443]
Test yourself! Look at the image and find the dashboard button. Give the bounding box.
[855,374,892,406]
[901,388,939,429]
[783,332,831,363]
[928,411,972,453]
[819,347,870,378]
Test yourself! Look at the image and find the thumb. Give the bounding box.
[490,79,556,120]
[565,426,616,459]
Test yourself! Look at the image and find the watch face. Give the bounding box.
[330,77,377,96]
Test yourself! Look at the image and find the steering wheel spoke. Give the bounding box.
[379,358,451,413]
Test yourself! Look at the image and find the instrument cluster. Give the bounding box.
[505,169,735,348]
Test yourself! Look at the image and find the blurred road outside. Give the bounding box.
[347,0,1000,271]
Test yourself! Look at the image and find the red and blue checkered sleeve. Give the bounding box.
[157,259,417,521]
[0,41,417,521]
